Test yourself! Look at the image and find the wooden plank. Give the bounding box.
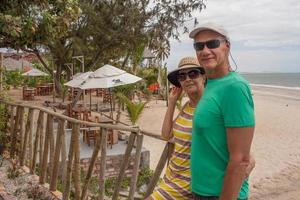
[81,128,102,200]
[62,122,76,200]
[73,123,81,200]
[28,108,35,166]
[31,110,44,174]
[98,128,107,200]
[128,132,144,200]
[112,133,136,200]
[39,113,45,168]
[40,114,52,184]
[48,116,55,179]
[60,129,67,186]
[50,119,65,191]
[20,108,33,166]
[8,105,15,136]
[18,107,25,158]
[144,142,174,198]
[10,106,21,158]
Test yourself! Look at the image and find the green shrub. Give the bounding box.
[137,167,154,188]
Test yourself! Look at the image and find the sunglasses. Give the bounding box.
[177,69,202,82]
[193,39,226,51]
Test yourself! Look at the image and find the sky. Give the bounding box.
[166,0,300,73]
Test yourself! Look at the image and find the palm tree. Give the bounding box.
[115,93,147,125]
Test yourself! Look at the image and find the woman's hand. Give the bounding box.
[169,87,183,105]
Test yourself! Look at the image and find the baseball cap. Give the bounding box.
[189,22,230,41]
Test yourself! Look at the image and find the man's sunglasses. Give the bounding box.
[177,69,203,82]
[193,39,226,51]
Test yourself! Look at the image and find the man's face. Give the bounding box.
[194,30,229,73]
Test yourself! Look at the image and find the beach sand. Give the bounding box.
[4,86,300,199]
[137,87,300,199]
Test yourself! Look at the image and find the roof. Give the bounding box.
[2,57,32,71]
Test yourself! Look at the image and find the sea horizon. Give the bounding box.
[238,72,300,89]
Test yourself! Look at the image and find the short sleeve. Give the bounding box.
[221,82,255,127]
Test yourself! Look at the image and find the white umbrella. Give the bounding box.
[64,71,94,110]
[22,68,48,77]
[78,64,142,90]
[64,64,142,118]
[64,71,93,88]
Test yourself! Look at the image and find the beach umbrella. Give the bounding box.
[64,71,93,88]
[22,68,48,77]
[64,71,94,110]
[78,64,142,89]
[69,64,142,118]
[79,64,142,118]
[64,65,142,117]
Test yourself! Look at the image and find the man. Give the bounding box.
[190,23,255,200]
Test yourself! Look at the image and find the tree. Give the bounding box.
[1,0,206,94]
[0,0,82,93]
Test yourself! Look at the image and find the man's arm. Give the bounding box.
[219,126,254,200]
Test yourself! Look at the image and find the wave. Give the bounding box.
[250,83,300,91]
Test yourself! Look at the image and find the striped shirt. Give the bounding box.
[150,103,194,200]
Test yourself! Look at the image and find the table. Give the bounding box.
[36,85,52,96]
[72,106,90,120]
[23,87,36,100]
[86,114,116,147]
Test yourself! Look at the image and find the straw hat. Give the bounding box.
[167,57,205,87]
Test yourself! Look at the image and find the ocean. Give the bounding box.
[239,72,300,90]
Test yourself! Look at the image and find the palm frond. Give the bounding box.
[115,92,147,125]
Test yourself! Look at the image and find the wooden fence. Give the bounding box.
[0,100,173,200]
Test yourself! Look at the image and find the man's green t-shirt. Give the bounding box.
[191,72,255,199]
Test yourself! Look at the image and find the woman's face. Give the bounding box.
[177,68,205,95]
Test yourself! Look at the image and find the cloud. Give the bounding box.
[166,0,300,72]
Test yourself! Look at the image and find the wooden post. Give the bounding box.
[50,119,65,191]
[39,116,45,168]
[112,133,136,200]
[62,122,76,200]
[10,106,21,158]
[0,52,3,91]
[20,108,34,166]
[48,116,55,179]
[128,132,144,200]
[8,105,15,135]
[98,128,108,200]
[31,110,44,173]
[40,114,53,184]
[18,107,25,159]
[73,123,81,200]
[81,128,102,200]
[144,142,174,198]
[28,109,35,166]
[60,130,67,186]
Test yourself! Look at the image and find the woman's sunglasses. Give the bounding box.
[193,38,226,51]
[177,69,202,82]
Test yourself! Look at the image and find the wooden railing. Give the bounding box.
[0,100,174,200]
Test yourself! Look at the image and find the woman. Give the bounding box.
[147,57,254,200]
[147,56,205,199]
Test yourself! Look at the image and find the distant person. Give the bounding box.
[189,23,255,200]
[146,57,255,200]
